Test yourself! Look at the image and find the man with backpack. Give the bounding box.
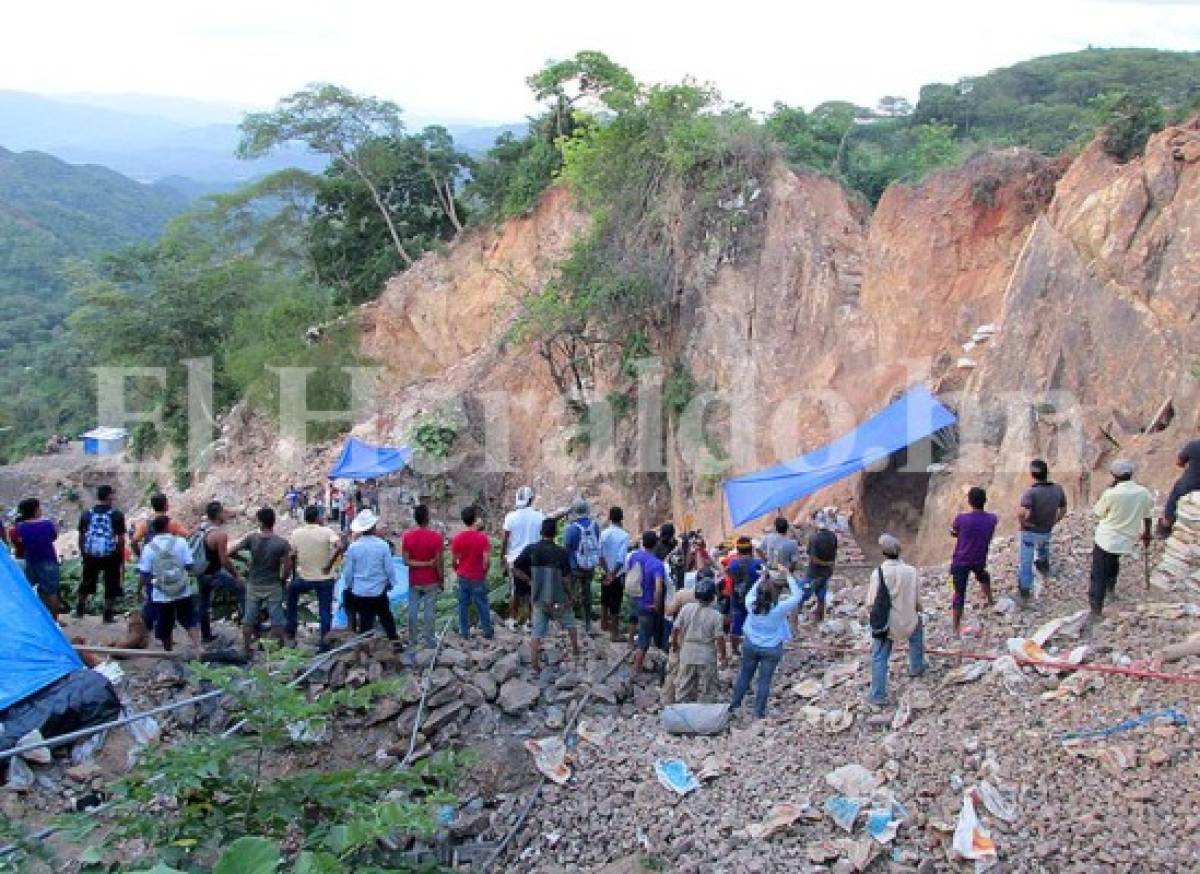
[76,484,128,623]
[563,497,601,633]
[727,536,763,657]
[130,493,189,632]
[136,515,199,653]
[866,534,928,707]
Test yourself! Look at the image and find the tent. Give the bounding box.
[328,437,412,481]
[722,385,957,527]
[0,550,83,711]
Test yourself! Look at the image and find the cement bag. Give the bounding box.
[661,703,730,735]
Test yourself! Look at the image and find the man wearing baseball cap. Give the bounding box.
[1088,459,1154,624]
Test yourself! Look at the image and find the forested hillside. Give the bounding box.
[3,47,1198,469]
[0,149,190,459]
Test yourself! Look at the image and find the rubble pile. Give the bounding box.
[1153,493,1200,592]
[7,511,1200,871]
[493,513,1200,872]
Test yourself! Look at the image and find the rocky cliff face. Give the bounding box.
[917,122,1200,560]
[204,122,1200,562]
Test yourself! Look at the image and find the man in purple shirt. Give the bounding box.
[628,530,666,675]
[949,487,998,635]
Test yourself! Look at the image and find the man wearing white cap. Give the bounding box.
[502,486,543,627]
[342,508,401,642]
[1088,459,1153,623]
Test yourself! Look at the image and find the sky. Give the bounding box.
[3,0,1199,122]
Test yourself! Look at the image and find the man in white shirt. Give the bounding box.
[501,486,543,626]
[1089,459,1154,623]
[136,515,199,653]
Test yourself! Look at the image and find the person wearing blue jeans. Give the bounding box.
[729,574,802,719]
[1016,459,1068,603]
[1016,531,1051,596]
[451,506,494,639]
[866,534,929,705]
[456,577,494,639]
[286,577,335,644]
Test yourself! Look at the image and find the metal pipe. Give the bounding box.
[403,618,454,765]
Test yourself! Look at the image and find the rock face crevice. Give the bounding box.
[203,123,1200,560]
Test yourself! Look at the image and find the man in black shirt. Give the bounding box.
[1016,459,1067,604]
[512,518,580,672]
[798,523,839,623]
[76,484,127,622]
[1161,438,1200,536]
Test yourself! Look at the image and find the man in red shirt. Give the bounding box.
[402,504,445,648]
[451,505,494,639]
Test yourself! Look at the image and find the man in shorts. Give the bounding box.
[512,518,580,672]
[231,507,290,657]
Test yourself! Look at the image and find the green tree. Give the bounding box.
[1099,92,1167,161]
[238,84,417,266]
[309,133,467,302]
[876,95,913,117]
[527,50,638,137]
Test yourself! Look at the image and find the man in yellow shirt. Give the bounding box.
[1089,459,1153,623]
[285,505,345,649]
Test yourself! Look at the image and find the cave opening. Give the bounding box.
[858,426,958,559]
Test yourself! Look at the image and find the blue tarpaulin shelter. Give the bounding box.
[0,550,83,711]
[328,437,412,481]
[722,386,957,527]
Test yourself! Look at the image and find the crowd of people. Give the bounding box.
[4,433,1198,719]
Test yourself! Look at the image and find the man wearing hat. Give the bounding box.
[342,508,401,643]
[1088,459,1154,623]
[562,496,602,633]
[866,534,928,707]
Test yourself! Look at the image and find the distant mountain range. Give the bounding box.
[0,91,525,189]
[0,145,188,299]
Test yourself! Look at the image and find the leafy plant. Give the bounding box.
[89,646,465,872]
[411,414,459,459]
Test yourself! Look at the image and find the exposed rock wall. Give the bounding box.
[201,122,1200,563]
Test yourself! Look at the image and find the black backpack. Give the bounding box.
[869,566,892,640]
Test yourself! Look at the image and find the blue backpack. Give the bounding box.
[572,519,601,570]
[82,508,118,558]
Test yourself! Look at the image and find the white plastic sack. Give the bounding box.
[952,789,997,866]
[825,763,881,797]
[660,703,730,735]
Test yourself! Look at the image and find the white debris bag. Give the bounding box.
[660,703,729,735]
[525,736,571,785]
[825,763,881,797]
[952,789,997,867]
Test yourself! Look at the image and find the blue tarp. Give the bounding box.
[0,550,83,711]
[328,437,412,480]
[723,386,957,527]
